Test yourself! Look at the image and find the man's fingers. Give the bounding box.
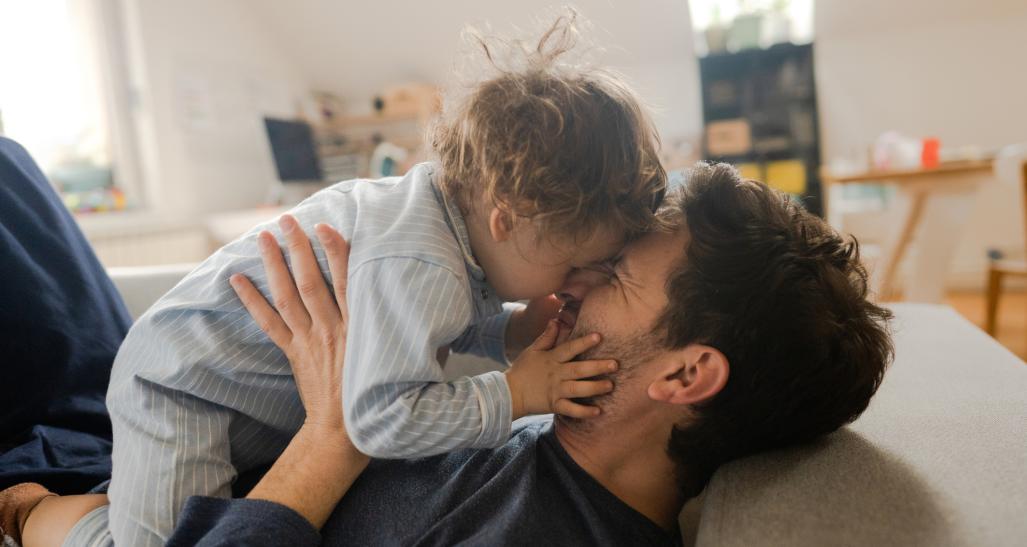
[558,379,614,400]
[230,273,292,349]
[553,399,602,419]
[258,230,311,331]
[563,359,618,380]
[279,215,338,324]
[528,320,560,351]
[315,223,350,325]
[551,332,601,362]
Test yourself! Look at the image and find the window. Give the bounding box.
[0,0,139,213]
[689,0,814,56]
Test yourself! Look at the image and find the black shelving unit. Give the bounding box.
[699,42,823,216]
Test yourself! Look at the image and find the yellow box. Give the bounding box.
[736,162,762,181]
[765,159,807,194]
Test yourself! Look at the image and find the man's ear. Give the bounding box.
[488,207,515,243]
[647,344,729,406]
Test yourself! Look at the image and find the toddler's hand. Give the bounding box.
[505,294,563,360]
[504,320,617,420]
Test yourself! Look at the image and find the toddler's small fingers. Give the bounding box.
[529,320,560,351]
[551,332,601,362]
[553,399,602,419]
[563,359,617,380]
[559,379,614,400]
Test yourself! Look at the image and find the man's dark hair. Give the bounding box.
[657,162,894,498]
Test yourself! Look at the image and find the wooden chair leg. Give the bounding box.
[985,269,1003,336]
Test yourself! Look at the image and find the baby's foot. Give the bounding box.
[0,483,54,547]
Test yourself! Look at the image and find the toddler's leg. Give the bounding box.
[105,382,237,547]
[25,493,106,547]
[0,483,106,547]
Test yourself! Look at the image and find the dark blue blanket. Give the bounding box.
[0,137,129,494]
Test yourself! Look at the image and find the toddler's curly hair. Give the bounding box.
[431,10,667,241]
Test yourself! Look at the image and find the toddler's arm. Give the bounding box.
[343,257,513,458]
[451,295,564,365]
[448,302,523,365]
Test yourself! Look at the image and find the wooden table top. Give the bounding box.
[821,159,993,184]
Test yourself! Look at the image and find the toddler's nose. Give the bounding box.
[557,268,608,304]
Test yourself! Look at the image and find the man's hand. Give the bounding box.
[231,216,351,437]
[230,215,368,530]
[505,294,563,360]
[504,320,617,420]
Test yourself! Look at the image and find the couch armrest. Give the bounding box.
[107,263,197,320]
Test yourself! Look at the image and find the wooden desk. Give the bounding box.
[822,160,994,302]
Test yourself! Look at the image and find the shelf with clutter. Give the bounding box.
[699,42,822,216]
[308,83,440,182]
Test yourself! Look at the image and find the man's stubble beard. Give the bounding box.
[558,315,662,433]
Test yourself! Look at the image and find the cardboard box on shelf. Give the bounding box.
[706,118,752,156]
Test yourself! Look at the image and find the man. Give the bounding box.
[160,162,893,545]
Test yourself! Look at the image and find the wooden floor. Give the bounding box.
[943,290,1027,361]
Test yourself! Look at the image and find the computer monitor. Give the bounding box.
[263,117,323,183]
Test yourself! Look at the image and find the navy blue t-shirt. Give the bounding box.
[170,419,681,546]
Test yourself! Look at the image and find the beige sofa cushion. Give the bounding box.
[696,303,1027,546]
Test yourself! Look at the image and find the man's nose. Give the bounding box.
[557,268,608,304]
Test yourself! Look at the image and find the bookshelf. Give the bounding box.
[313,111,428,181]
[310,85,440,181]
[699,42,823,215]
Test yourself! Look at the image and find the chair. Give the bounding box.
[985,144,1027,336]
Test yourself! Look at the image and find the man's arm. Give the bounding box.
[164,431,364,547]
[170,221,369,545]
[243,425,366,529]
[237,221,369,528]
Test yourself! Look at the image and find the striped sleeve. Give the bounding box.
[343,257,513,458]
[449,302,523,366]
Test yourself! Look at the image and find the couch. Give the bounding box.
[107,267,1027,546]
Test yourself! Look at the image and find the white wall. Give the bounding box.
[815,0,1027,288]
[121,0,309,218]
[114,0,1027,286]
[82,1,700,266]
[247,0,703,143]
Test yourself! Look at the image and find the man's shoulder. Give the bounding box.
[510,416,552,438]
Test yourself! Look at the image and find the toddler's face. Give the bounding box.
[487,222,624,301]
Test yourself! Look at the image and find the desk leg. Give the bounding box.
[904,192,977,302]
[876,190,926,299]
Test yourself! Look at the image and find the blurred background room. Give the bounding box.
[1,0,1025,358]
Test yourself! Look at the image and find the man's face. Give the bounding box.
[554,229,689,409]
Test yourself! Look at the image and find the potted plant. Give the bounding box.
[728,0,764,52]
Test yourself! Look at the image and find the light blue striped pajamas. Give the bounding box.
[66,163,518,546]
